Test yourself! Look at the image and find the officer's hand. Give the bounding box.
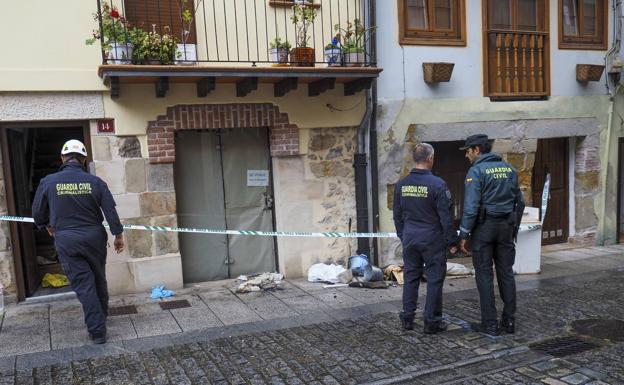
[459,239,469,254]
[114,235,124,253]
[46,226,55,237]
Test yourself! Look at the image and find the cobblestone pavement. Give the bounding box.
[1,265,623,384]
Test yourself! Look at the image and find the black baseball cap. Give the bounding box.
[459,134,489,150]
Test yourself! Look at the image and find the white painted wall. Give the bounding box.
[376,0,613,100]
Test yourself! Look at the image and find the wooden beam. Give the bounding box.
[197,77,216,97]
[308,78,335,97]
[344,78,373,96]
[236,77,258,97]
[110,76,120,98]
[155,77,169,98]
[274,78,298,97]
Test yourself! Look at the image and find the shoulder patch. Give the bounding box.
[445,189,451,199]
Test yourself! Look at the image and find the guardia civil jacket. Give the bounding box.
[459,152,525,238]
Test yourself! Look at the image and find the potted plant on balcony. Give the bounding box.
[290,3,317,67]
[335,19,375,67]
[269,37,291,66]
[175,0,204,64]
[86,1,134,64]
[133,25,179,65]
[324,36,342,67]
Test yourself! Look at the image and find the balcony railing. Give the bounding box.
[94,0,376,67]
[486,30,549,99]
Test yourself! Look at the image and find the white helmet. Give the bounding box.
[61,139,88,157]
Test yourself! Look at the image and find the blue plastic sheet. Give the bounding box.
[150,285,175,299]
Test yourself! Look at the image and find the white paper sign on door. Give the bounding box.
[247,170,269,186]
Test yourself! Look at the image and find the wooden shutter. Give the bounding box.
[123,0,197,44]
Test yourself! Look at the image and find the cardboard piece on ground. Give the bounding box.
[392,270,404,285]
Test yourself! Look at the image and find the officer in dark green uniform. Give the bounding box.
[458,134,525,336]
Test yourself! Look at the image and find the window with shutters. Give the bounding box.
[559,0,607,50]
[123,0,197,44]
[398,0,466,46]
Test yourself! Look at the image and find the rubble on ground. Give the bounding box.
[236,273,284,293]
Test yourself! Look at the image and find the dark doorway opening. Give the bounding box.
[1,124,91,300]
[618,138,624,243]
[430,141,471,227]
[532,137,569,245]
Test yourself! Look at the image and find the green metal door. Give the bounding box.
[175,128,275,282]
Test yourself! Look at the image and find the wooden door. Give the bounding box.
[484,0,549,98]
[532,138,569,245]
[3,129,40,295]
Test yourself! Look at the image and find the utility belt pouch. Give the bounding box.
[477,207,486,224]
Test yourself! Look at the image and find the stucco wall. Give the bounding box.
[376,0,612,100]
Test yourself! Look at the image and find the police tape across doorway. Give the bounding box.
[0,215,541,238]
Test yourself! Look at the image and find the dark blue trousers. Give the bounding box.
[55,226,108,335]
[471,218,517,328]
[401,240,446,325]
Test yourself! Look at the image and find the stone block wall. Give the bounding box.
[274,127,357,278]
[92,134,180,293]
[379,118,602,265]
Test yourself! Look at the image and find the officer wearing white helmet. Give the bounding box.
[32,139,124,344]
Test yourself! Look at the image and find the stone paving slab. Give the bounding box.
[199,291,264,325]
[130,310,182,338]
[169,295,224,331]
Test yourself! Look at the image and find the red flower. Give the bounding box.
[110,9,120,18]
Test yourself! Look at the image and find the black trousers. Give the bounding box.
[55,227,108,335]
[471,217,516,328]
[402,240,446,325]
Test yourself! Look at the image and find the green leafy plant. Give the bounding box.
[86,1,132,49]
[133,25,179,64]
[290,4,317,48]
[177,0,204,45]
[269,37,292,50]
[334,19,375,54]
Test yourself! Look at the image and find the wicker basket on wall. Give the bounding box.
[422,62,455,83]
[576,64,605,83]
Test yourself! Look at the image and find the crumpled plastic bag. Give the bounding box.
[447,262,474,276]
[41,273,70,288]
[307,263,349,284]
[151,285,175,299]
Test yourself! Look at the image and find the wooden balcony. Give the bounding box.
[486,30,549,100]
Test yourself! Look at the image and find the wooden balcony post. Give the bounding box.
[496,33,503,93]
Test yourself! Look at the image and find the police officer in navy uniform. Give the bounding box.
[32,140,124,344]
[458,134,525,336]
[393,143,458,333]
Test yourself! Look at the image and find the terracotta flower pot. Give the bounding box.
[290,47,315,67]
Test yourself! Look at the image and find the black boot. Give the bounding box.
[424,321,448,334]
[399,311,414,331]
[469,322,500,336]
[500,318,515,334]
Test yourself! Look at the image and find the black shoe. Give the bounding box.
[399,312,414,331]
[469,322,500,336]
[500,319,515,334]
[90,331,107,344]
[424,321,448,334]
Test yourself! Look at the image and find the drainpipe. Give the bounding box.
[368,0,380,265]
[353,0,377,259]
[598,0,622,244]
[354,94,372,257]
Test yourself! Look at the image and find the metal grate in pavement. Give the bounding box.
[529,336,599,357]
[159,299,191,310]
[109,305,138,316]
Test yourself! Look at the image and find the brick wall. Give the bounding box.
[147,103,300,163]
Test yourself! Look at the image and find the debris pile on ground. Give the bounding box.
[308,263,352,284]
[236,273,284,293]
[41,273,70,288]
[384,265,404,284]
[446,262,474,276]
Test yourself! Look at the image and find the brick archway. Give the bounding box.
[147,103,299,164]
